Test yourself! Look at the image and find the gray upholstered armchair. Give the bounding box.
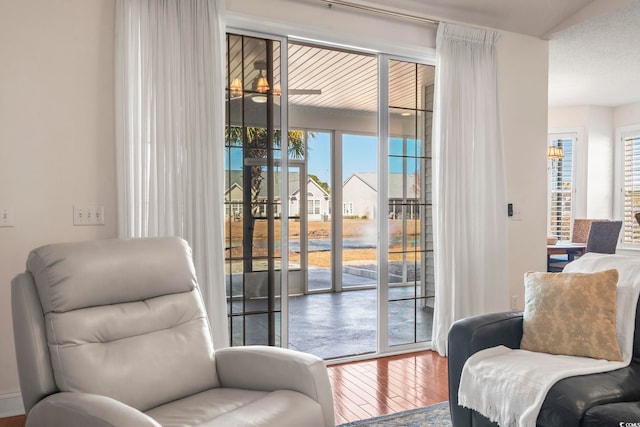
[12,237,335,427]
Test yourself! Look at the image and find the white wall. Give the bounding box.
[615,102,640,128]
[0,0,117,400]
[498,32,549,309]
[587,107,614,218]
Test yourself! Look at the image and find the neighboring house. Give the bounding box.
[289,178,331,222]
[342,173,377,219]
[228,169,424,221]
[342,172,424,219]
[224,170,331,221]
[224,182,243,220]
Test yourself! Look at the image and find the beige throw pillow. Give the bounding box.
[520,269,622,361]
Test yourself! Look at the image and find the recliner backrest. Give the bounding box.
[16,237,219,412]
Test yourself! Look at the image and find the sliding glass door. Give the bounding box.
[385,59,435,348]
[287,41,380,359]
[225,33,284,346]
[225,31,435,359]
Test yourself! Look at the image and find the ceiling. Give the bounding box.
[227,35,435,116]
[360,0,596,38]
[547,1,640,107]
[359,0,640,108]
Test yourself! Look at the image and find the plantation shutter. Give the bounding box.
[623,133,640,244]
[548,138,574,241]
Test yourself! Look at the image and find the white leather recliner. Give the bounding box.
[12,237,335,427]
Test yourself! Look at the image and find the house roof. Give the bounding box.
[226,170,329,198]
[227,169,420,199]
[344,173,421,199]
[226,170,299,198]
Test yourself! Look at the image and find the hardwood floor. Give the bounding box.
[0,416,25,427]
[329,350,449,425]
[0,350,448,427]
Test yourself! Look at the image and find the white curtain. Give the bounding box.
[115,0,229,348]
[431,23,509,356]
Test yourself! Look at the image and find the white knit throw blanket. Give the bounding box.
[458,253,640,427]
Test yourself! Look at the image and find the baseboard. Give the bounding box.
[0,393,25,417]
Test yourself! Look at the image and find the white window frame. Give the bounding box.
[547,129,586,241]
[616,124,640,248]
[547,134,575,241]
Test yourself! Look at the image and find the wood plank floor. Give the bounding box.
[329,350,449,425]
[0,350,448,427]
[0,416,24,427]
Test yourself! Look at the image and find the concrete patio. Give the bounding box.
[228,266,434,360]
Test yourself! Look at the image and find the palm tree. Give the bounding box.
[227,127,304,216]
[226,126,305,272]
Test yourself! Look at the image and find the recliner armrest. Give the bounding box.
[215,345,335,427]
[448,311,524,427]
[26,392,161,427]
[12,272,57,413]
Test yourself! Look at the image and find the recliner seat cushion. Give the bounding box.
[27,237,220,411]
[145,388,325,427]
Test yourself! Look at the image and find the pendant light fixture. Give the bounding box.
[255,74,270,93]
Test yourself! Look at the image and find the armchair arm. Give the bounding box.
[26,392,161,427]
[448,311,524,427]
[215,345,334,427]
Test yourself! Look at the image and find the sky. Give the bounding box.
[308,132,420,187]
[308,132,378,186]
[226,131,420,189]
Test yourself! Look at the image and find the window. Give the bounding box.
[548,134,575,241]
[307,199,320,215]
[622,128,640,244]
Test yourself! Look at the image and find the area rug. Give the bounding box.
[338,401,452,427]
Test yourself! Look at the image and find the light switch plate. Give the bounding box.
[0,206,14,227]
[73,205,105,226]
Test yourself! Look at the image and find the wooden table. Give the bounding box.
[547,242,586,271]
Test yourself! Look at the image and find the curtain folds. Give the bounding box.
[115,0,229,348]
[431,23,509,356]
